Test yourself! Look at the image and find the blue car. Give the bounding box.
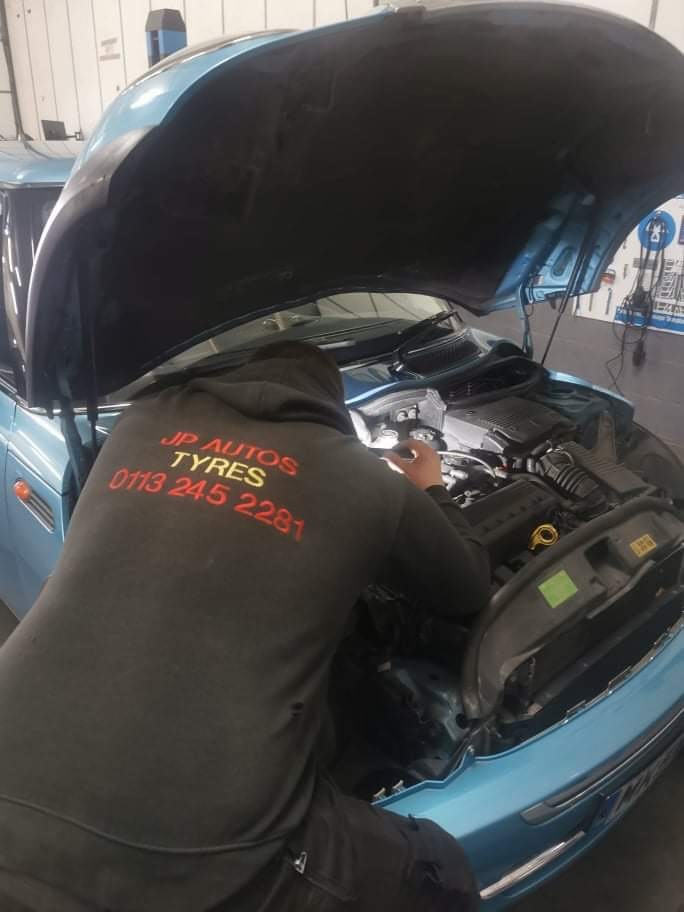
[3,3,684,906]
[0,140,81,618]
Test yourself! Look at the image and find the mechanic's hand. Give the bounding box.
[383,440,443,490]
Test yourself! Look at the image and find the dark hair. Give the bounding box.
[249,340,344,401]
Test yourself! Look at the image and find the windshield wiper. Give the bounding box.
[390,306,464,372]
[141,320,404,388]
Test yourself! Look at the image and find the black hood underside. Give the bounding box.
[26,2,684,406]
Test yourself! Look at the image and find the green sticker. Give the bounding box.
[539,570,578,609]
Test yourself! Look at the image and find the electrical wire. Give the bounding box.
[437,451,497,478]
[605,215,672,394]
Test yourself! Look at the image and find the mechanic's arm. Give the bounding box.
[384,441,491,617]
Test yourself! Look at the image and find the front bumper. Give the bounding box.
[377,612,684,907]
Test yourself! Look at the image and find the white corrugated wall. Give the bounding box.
[2,0,683,141]
[0,29,15,137]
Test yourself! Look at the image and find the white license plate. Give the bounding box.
[595,735,682,827]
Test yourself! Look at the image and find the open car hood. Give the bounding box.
[26,2,684,407]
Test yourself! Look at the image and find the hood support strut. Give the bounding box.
[58,373,93,495]
[78,245,101,457]
[517,286,533,359]
[57,246,101,493]
[540,208,600,366]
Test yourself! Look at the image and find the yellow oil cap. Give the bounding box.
[529,523,559,551]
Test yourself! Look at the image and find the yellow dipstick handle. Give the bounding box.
[529,523,559,551]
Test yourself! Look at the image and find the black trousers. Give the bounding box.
[320,808,476,910]
[0,783,479,912]
[217,778,480,912]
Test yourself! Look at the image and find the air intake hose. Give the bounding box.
[539,449,607,511]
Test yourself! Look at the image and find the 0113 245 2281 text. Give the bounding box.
[103,430,306,542]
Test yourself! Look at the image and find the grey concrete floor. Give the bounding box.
[514,751,684,912]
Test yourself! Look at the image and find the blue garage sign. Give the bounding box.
[638,210,676,251]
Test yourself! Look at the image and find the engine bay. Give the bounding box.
[352,378,658,579]
[331,368,684,801]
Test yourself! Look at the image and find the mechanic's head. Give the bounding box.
[249,340,344,403]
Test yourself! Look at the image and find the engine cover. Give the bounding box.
[443,396,574,454]
[462,479,560,567]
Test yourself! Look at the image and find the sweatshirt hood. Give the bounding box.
[188,357,355,436]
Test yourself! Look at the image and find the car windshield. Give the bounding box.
[110,292,459,402]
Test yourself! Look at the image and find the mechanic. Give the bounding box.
[0,341,490,912]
